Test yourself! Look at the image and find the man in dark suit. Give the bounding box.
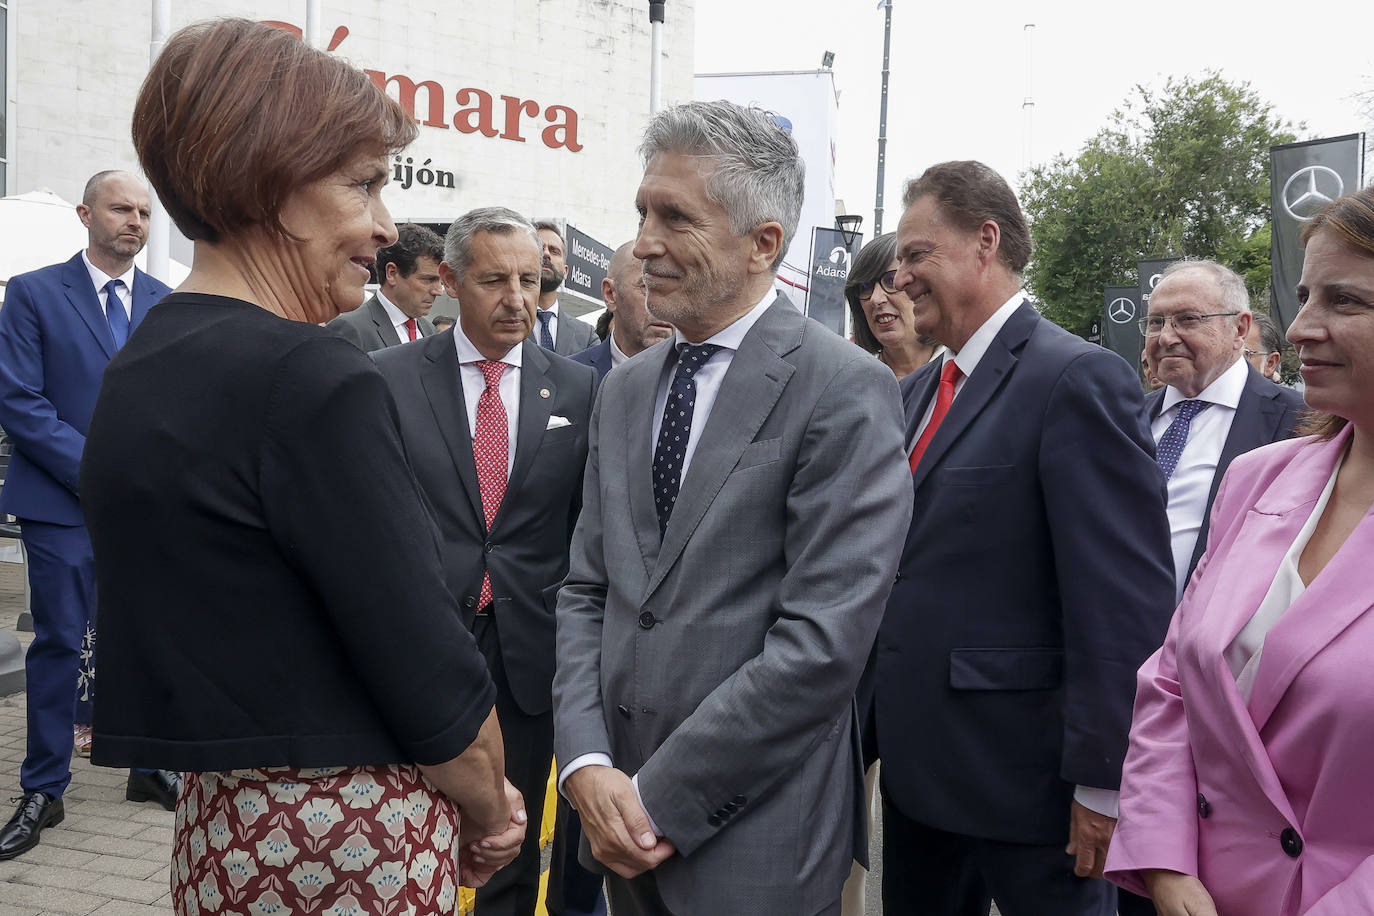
[531,220,598,356]
[1141,261,1305,599]
[328,223,442,352]
[0,170,177,858]
[570,241,673,379]
[373,207,596,916]
[871,161,1176,915]
[554,100,912,916]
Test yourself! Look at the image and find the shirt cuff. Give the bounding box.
[630,773,663,838]
[557,753,612,798]
[1074,786,1120,819]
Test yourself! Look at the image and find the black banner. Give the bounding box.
[806,227,862,335]
[564,224,613,301]
[1270,134,1364,332]
[1102,286,1142,370]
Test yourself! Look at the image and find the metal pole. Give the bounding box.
[1022,23,1036,171]
[305,0,321,48]
[649,2,666,115]
[874,0,892,235]
[147,0,171,284]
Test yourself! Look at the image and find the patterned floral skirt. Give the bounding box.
[171,764,461,916]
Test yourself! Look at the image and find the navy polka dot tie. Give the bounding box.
[537,309,555,350]
[652,343,720,537]
[1156,399,1211,480]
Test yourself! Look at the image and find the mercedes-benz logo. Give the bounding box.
[1108,297,1136,324]
[1282,165,1344,222]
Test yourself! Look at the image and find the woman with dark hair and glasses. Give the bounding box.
[844,233,943,378]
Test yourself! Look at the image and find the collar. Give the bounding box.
[1160,354,1248,413]
[452,315,524,369]
[539,302,561,318]
[672,289,775,352]
[375,290,412,328]
[946,290,1026,379]
[609,334,629,368]
[81,250,136,295]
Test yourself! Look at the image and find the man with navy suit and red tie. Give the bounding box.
[869,161,1176,915]
[0,170,176,859]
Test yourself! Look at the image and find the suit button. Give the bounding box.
[1280,827,1303,858]
[638,611,657,629]
[616,704,631,719]
[707,813,722,826]
[484,542,494,553]
[1197,793,1211,819]
[732,795,747,806]
[464,597,477,608]
[894,572,903,583]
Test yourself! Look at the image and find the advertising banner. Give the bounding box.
[563,224,613,303]
[1102,285,1142,370]
[806,227,862,335]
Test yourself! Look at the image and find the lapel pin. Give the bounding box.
[540,388,551,399]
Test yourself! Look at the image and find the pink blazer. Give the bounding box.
[1105,426,1374,914]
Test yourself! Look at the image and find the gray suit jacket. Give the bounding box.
[553,297,913,912]
[537,306,598,356]
[327,295,435,353]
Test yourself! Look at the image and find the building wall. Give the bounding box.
[12,0,695,248]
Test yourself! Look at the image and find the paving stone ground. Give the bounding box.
[0,554,174,916]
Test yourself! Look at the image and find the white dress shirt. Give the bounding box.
[81,251,134,322]
[557,289,777,831]
[1225,449,1343,704]
[451,320,521,476]
[909,292,1025,449]
[609,334,630,369]
[376,290,419,342]
[1152,356,1248,602]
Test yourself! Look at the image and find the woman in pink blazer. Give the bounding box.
[1106,186,1374,915]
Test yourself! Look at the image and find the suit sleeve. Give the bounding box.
[634,356,914,855]
[326,313,369,351]
[0,275,88,494]
[258,336,496,765]
[1038,349,1176,790]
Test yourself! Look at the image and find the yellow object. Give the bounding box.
[459,762,559,915]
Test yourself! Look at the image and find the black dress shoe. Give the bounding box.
[126,770,182,811]
[0,792,64,860]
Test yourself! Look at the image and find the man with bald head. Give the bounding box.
[571,242,674,378]
[0,170,175,858]
[1142,260,1304,599]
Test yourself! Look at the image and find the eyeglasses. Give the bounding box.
[857,270,900,302]
[1138,312,1239,337]
[1242,348,1272,359]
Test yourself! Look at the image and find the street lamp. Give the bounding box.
[836,214,863,248]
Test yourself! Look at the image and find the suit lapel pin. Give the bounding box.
[540,388,551,399]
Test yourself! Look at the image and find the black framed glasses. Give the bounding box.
[1138,311,1239,337]
[857,269,900,302]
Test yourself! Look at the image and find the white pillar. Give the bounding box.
[146,0,172,284]
[305,0,321,48]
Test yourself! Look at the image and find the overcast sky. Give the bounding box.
[692,0,1374,236]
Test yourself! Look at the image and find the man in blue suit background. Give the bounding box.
[0,170,174,859]
[570,242,672,380]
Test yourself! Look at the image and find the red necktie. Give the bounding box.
[908,360,963,473]
[404,318,418,341]
[474,360,508,609]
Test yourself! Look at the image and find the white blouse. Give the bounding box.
[1224,451,1345,704]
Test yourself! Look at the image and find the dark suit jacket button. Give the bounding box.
[732,794,747,806]
[894,572,903,582]
[464,597,477,608]
[484,542,494,553]
[707,813,722,826]
[638,611,657,629]
[1197,793,1211,819]
[616,704,631,719]
[1280,827,1303,858]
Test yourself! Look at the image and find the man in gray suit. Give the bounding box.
[532,220,598,356]
[553,100,913,916]
[328,223,442,352]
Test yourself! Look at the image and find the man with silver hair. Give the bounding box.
[373,206,597,916]
[552,100,913,914]
[1142,259,1304,599]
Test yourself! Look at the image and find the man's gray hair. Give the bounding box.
[639,100,804,271]
[444,207,540,283]
[1159,259,1252,322]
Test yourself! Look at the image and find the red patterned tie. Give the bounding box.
[908,360,963,473]
[474,360,508,609]
[405,318,417,341]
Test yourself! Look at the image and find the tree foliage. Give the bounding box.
[1021,72,1298,334]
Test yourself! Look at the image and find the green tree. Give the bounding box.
[1021,72,1298,334]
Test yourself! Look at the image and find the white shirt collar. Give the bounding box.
[1160,354,1248,413]
[81,250,135,296]
[451,315,524,369]
[609,334,629,367]
[374,290,411,329]
[671,289,775,352]
[540,302,561,318]
[946,290,1026,379]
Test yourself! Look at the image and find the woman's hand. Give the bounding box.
[458,779,527,887]
[1143,869,1219,916]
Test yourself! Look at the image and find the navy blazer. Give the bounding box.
[0,252,170,525]
[873,302,1176,845]
[569,337,612,380]
[1144,365,1305,581]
